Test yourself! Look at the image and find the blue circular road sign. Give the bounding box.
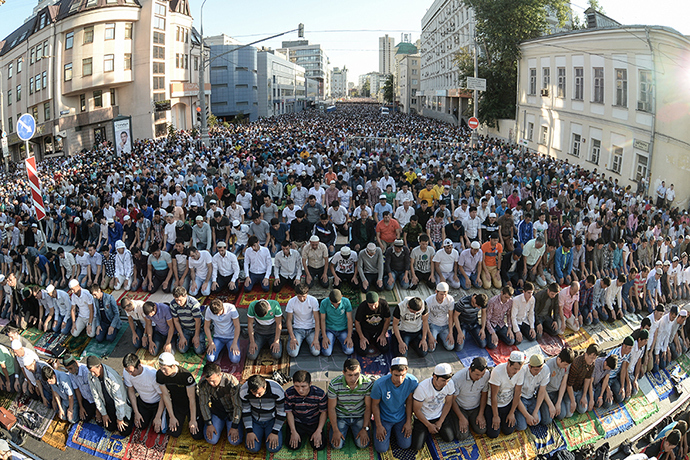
[17,114,36,141]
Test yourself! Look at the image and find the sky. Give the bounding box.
[0,0,689,84]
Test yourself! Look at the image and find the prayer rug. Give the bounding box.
[555,411,604,450]
[625,392,659,424]
[235,288,270,309]
[163,424,257,460]
[82,325,128,358]
[668,361,690,382]
[647,370,674,400]
[123,425,168,460]
[20,327,44,345]
[339,284,362,309]
[273,286,296,307]
[563,328,595,351]
[486,341,519,365]
[517,340,544,362]
[135,347,206,381]
[135,348,159,369]
[594,404,634,438]
[199,290,241,307]
[427,433,480,460]
[537,333,565,357]
[0,392,17,409]
[677,353,690,375]
[638,374,660,402]
[324,435,375,460]
[377,288,401,306]
[601,320,633,342]
[267,441,318,460]
[623,313,643,331]
[217,338,248,381]
[455,336,494,369]
[42,417,71,450]
[241,337,290,383]
[528,423,566,457]
[66,421,128,460]
[64,332,92,357]
[11,394,56,439]
[116,291,151,304]
[355,346,392,376]
[34,331,68,355]
[474,430,537,460]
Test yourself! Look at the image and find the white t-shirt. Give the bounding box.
[517,365,550,399]
[160,192,173,209]
[204,302,239,338]
[123,364,161,404]
[189,250,213,279]
[413,377,455,420]
[285,295,319,330]
[425,293,455,327]
[125,300,146,324]
[432,248,459,274]
[282,206,300,225]
[488,362,522,408]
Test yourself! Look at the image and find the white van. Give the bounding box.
[380,107,390,116]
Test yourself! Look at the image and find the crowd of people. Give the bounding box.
[0,103,687,457]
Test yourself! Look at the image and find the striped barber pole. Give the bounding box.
[25,156,46,220]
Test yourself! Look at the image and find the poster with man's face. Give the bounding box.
[113,118,132,156]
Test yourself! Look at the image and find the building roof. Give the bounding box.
[395,42,418,55]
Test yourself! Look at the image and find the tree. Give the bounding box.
[383,75,394,103]
[207,113,219,128]
[454,0,570,127]
[167,123,177,144]
[362,80,371,98]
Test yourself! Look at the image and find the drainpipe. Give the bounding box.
[514,54,521,145]
[644,27,657,199]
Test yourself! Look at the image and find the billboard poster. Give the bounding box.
[113,117,132,156]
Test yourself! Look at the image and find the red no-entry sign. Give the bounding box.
[468,117,479,130]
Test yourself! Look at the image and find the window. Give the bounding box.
[110,88,115,106]
[539,126,548,145]
[29,77,34,95]
[105,23,115,40]
[42,71,47,89]
[615,69,627,107]
[154,46,166,59]
[593,67,604,103]
[527,122,534,141]
[16,85,21,102]
[542,67,550,89]
[7,117,12,133]
[125,23,133,39]
[35,74,40,91]
[36,44,42,62]
[184,54,188,69]
[636,155,648,182]
[638,70,652,112]
[30,48,35,65]
[611,146,623,173]
[574,67,583,100]
[153,31,165,44]
[80,94,86,112]
[17,57,22,73]
[176,26,180,42]
[83,58,92,76]
[154,17,165,30]
[64,63,73,81]
[571,133,581,157]
[528,68,536,95]
[44,102,50,121]
[154,2,167,16]
[557,67,565,98]
[153,76,165,90]
[153,62,164,74]
[412,79,418,85]
[194,56,198,71]
[43,40,49,58]
[124,53,132,70]
[83,26,94,44]
[94,90,103,108]
[590,139,601,164]
[65,31,74,49]
[7,64,12,79]
[104,54,114,72]
[175,53,179,68]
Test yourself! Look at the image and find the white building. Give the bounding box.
[399,53,420,114]
[257,48,308,118]
[379,34,395,75]
[278,39,330,99]
[331,66,348,99]
[517,9,690,203]
[0,0,207,159]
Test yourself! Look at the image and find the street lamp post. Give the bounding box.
[198,0,209,147]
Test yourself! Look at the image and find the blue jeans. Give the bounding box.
[373,418,411,453]
[428,323,454,351]
[53,314,72,335]
[207,336,241,363]
[393,330,427,358]
[485,325,515,349]
[385,270,410,290]
[189,275,212,297]
[455,322,488,351]
[514,396,550,431]
[330,417,367,449]
[205,415,244,445]
[249,332,282,360]
[246,418,282,453]
[245,272,270,292]
[178,328,206,355]
[321,329,354,357]
[459,271,481,290]
[150,330,178,356]
[95,323,119,343]
[593,383,613,410]
[545,391,572,423]
[287,328,320,358]
[131,323,145,349]
[652,353,668,374]
[78,273,88,288]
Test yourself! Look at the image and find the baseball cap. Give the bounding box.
[434,363,453,377]
[158,352,178,366]
[379,194,387,200]
[509,351,526,364]
[123,215,131,221]
[443,238,453,247]
[394,239,404,247]
[216,241,227,248]
[529,354,544,367]
[309,235,320,242]
[437,282,449,292]
[340,246,351,256]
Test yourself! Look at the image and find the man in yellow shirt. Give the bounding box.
[418,183,439,208]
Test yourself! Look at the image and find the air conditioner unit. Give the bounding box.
[541,88,550,97]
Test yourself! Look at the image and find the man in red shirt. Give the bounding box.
[376,212,401,251]
[481,233,503,289]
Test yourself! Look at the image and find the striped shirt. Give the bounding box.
[169,295,202,332]
[327,374,373,418]
[239,379,286,434]
[284,385,327,426]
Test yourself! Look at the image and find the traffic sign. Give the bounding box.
[466,77,486,92]
[17,114,36,141]
[468,117,479,130]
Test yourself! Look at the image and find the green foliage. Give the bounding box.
[362,80,371,98]
[587,0,605,13]
[455,0,570,127]
[207,113,219,128]
[383,74,394,103]
[167,123,177,144]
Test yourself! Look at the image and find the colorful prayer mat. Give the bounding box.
[528,423,566,457]
[135,348,159,369]
[625,392,659,424]
[241,337,290,383]
[162,424,255,460]
[537,333,565,357]
[594,404,634,438]
[42,417,71,450]
[486,341,519,365]
[34,331,68,355]
[324,435,375,460]
[474,430,537,460]
[135,347,206,381]
[623,313,643,331]
[677,353,690,375]
[116,291,151,304]
[66,421,128,460]
[355,346,392,376]
[82,325,128,358]
[266,440,318,460]
[455,336,494,368]
[556,411,604,450]
[20,327,44,345]
[64,332,92,356]
[563,328,595,351]
[236,289,270,309]
[11,394,56,439]
[339,284,362,309]
[601,320,633,342]
[517,339,543,361]
[273,287,296,307]
[647,370,674,400]
[427,433,480,460]
[668,361,690,382]
[123,426,169,460]
[199,289,240,306]
[218,338,248,381]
